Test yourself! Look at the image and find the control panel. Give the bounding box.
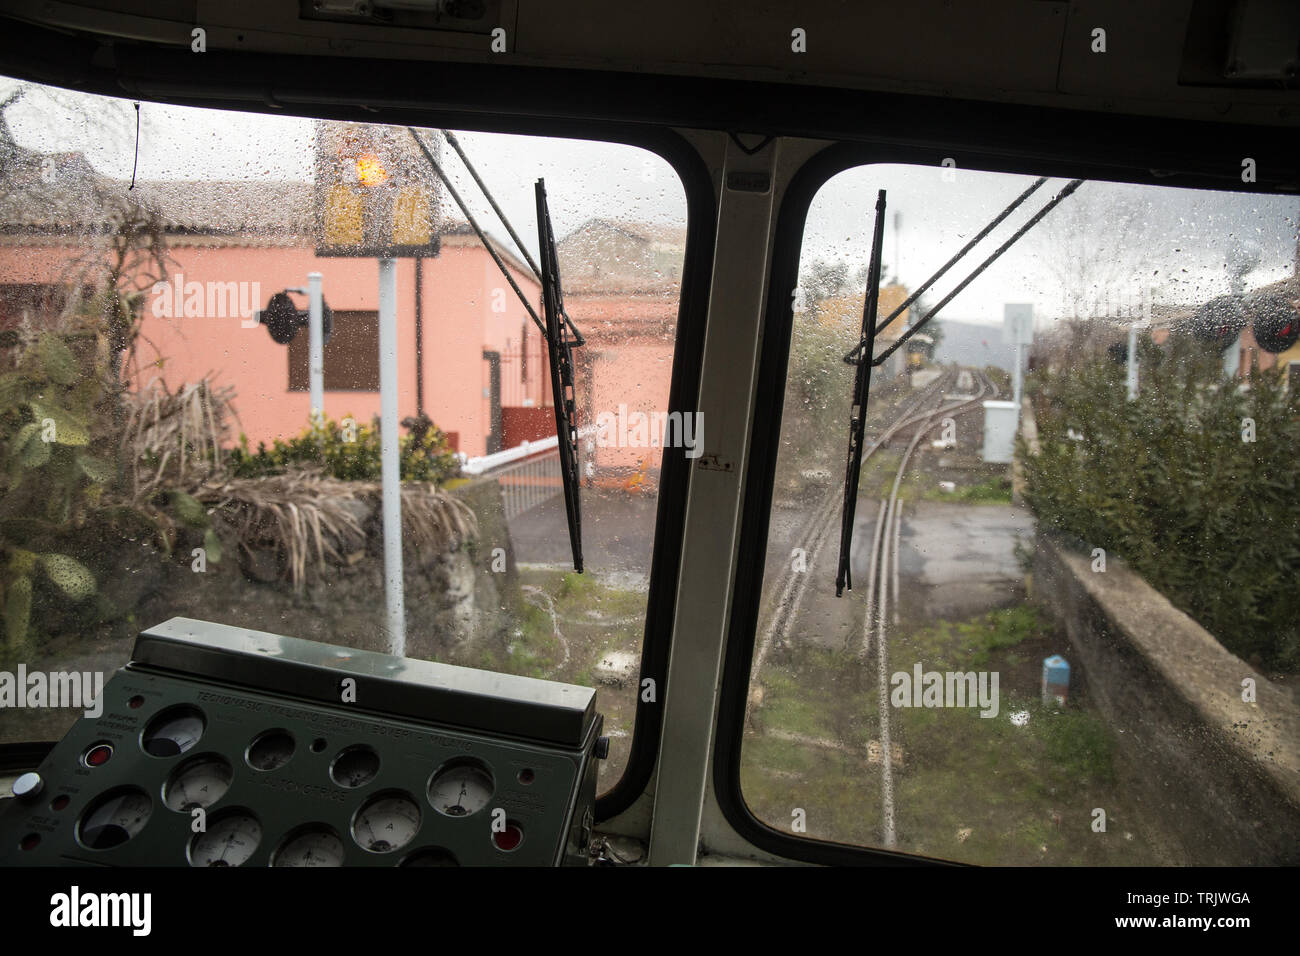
[1,618,604,866]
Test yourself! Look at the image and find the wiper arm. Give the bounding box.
[535,178,585,573]
[842,177,1047,364]
[869,179,1084,368]
[835,189,888,597]
[407,128,546,337]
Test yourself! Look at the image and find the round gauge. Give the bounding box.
[273,825,346,867]
[351,792,420,853]
[428,759,494,818]
[188,810,262,867]
[77,787,152,850]
[246,729,295,771]
[400,847,459,867]
[163,755,232,812]
[329,745,380,789]
[141,705,205,757]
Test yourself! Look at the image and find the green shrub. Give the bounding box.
[228,412,460,485]
[1022,340,1300,669]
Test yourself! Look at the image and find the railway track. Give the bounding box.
[751,368,996,680]
[749,370,956,684]
[748,364,1000,849]
[860,367,994,847]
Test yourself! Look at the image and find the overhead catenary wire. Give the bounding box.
[440,129,543,281]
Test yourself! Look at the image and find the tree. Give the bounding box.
[1034,184,1153,321]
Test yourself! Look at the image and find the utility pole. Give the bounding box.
[307,271,324,419]
[378,258,405,655]
[1126,289,1140,401]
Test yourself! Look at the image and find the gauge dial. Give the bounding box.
[141,705,205,757]
[78,787,152,850]
[330,745,379,789]
[428,760,494,818]
[352,792,420,853]
[189,810,262,867]
[163,755,232,812]
[246,730,295,771]
[274,826,345,867]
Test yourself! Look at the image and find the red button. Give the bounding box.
[493,823,523,852]
[84,744,113,767]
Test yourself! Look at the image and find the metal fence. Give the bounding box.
[463,426,595,522]
[498,339,549,409]
[493,451,563,521]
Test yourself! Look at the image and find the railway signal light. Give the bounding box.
[1186,295,1246,350]
[257,290,334,346]
[1249,288,1300,354]
[314,122,441,258]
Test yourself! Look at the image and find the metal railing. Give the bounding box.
[493,451,563,521]
[463,425,595,521]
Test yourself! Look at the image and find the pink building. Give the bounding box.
[0,134,686,469]
[0,152,546,458]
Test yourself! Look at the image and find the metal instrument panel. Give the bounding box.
[1,619,602,867]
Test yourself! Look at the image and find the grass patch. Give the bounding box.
[742,604,1170,864]
[898,606,1041,671]
[923,476,1013,504]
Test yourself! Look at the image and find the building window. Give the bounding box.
[288,310,380,391]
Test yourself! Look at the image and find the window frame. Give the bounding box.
[0,78,715,821]
[712,138,1299,866]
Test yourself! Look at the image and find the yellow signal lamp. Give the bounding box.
[355,153,389,187]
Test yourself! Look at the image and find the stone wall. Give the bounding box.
[1033,535,1300,864]
[100,477,518,663]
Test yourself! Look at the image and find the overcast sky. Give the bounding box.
[802,165,1300,326]
[6,76,1298,327]
[0,78,685,261]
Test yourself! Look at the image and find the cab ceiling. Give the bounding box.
[0,0,1296,128]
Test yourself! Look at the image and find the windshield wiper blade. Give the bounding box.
[835,189,888,597]
[535,178,586,573]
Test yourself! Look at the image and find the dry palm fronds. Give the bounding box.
[198,470,478,588]
[399,482,479,555]
[198,470,368,587]
[123,377,235,500]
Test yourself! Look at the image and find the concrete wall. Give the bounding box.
[1033,535,1300,864]
[80,479,518,669]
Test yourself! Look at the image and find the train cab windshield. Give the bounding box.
[0,85,697,805]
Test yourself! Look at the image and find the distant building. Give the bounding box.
[810,282,914,381]
[558,218,685,482]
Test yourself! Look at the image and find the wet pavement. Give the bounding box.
[899,501,1034,621]
[509,490,659,579]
